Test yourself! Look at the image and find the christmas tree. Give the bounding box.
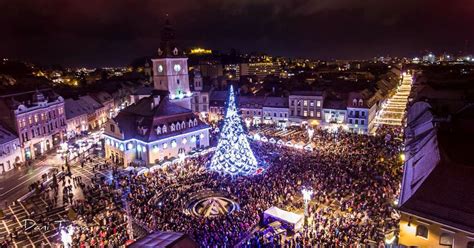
[210,85,258,176]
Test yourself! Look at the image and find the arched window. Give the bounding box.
[176,122,180,130]
[181,121,186,129]
[162,125,167,133]
[171,123,175,131]
[352,99,357,106]
[156,126,161,134]
[416,225,428,239]
[194,118,198,126]
[358,99,363,106]
[439,233,453,246]
[189,120,193,127]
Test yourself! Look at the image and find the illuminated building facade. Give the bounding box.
[0,124,22,173]
[0,90,66,160]
[346,91,377,134]
[152,20,192,110]
[288,91,324,126]
[104,93,210,166]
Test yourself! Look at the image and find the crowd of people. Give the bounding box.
[122,126,403,247]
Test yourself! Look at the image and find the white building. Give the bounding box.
[288,91,324,126]
[346,91,377,134]
[0,124,22,173]
[322,99,348,132]
[262,97,289,127]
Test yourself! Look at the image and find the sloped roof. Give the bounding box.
[400,101,474,233]
[112,96,208,142]
[263,97,289,108]
[0,123,17,144]
[323,99,346,110]
[64,98,95,119]
[290,91,324,97]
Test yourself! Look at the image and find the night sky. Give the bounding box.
[1,0,473,67]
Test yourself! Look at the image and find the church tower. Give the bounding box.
[152,19,192,110]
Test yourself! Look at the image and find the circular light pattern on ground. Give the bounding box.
[188,194,239,218]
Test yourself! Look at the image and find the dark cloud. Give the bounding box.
[1,0,473,66]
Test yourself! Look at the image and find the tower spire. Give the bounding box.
[158,16,181,57]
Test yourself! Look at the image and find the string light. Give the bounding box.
[209,85,258,176]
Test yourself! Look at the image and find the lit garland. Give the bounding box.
[209,85,258,176]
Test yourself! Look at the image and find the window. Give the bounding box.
[352,99,357,106]
[316,111,320,118]
[349,119,352,124]
[291,110,294,116]
[156,126,161,134]
[162,125,167,133]
[303,100,308,106]
[189,120,194,127]
[310,111,314,117]
[274,113,277,117]
[416,225,428,239]
[361,120,365,125]
[361,111,365,117]
[194,118,198,126]
[110,124,115,132]
[177,79,180,85]
[291,100,295,106]
[317,101,321,107]
[358,99,363,106]
[303,111,308,117]
[310,101,314,107]
[202,96,207,102]
[355,119,359,124]
[176,122,180,130]
[439,233,453,246]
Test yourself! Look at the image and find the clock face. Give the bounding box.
[157,65,163,73]
[173,64,182,72]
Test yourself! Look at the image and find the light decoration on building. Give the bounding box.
[209,85,258,176]
[182,138,187,144]
[191,136,197,143]
[171,140,177,148]
[119,144,124,151]
[153,145,159,153]
[200,133,204,139]
[127,143,133,150]
[163,143,168,149]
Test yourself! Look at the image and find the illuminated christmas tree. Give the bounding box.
[210,85,258,176]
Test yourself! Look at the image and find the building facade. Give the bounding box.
[321,99,348,132]
[0,124,22,173]
[288,91,324,126]
[346,92,377,134]
[262,97,289,127]
[239,96,265,127]
[0,90,66,160]
[104,94,210,166]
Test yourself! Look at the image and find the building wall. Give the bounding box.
[13,101,66,160]
[104,128,210,167]
[288,95,324,125]
[66,114,88,139]
[346,104,376,134]
[191,92,209,114]
[241,107,263,126]
[262,107,289,126]
[399,213,474,248]
[0,138,22,173]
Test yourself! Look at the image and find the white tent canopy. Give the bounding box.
[263,207,304,231]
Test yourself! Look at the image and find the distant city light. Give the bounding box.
[190,48,212,54]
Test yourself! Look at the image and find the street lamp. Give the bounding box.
[302,188,313,228]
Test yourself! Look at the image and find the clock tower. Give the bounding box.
[152,19,192,110]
